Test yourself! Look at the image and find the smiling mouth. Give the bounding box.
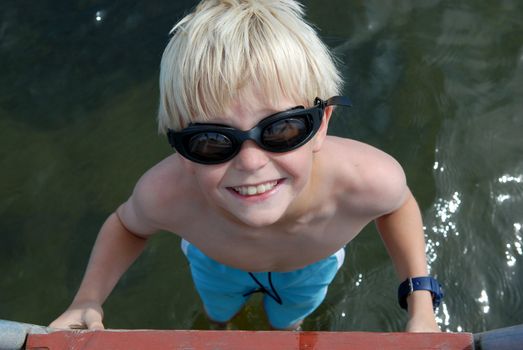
[230,180,279,196]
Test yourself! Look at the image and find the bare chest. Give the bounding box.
[175,205,370,272]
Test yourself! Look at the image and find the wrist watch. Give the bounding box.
[398,276,443,311]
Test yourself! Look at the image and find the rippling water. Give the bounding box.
[1,0,522,333]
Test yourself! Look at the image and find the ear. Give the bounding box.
[312,106,333,152]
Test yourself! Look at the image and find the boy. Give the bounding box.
[51,0,441,331]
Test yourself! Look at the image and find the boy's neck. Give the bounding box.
[281,155,325,225]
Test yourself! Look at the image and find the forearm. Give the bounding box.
[375,190,439,330]
[375,190,428,280]
[72,212,148,305]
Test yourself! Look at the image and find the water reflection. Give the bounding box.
[505,223,523,268]
[354,273,363,287]
[95,10,105,23]
[437,302,451,329]
[477,290,490,314]
[498,175,523,184]
[432,192,462,237]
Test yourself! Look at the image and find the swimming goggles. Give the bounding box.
[167,96,352,165]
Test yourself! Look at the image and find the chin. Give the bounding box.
[238,215,281,228]
[233,209,285,228]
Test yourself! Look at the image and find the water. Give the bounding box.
[1,0,522,333]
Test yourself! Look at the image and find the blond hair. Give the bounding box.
[158,0,343,133]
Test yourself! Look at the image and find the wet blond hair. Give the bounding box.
[158,0,343,133]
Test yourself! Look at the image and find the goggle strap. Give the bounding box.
[167,129,176,148]
[325,95,352,108]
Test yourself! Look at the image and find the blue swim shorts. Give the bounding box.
[181,239,345,329]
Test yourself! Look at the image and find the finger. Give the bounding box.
[69,323,88,330]
[88,321,105,330]
[85,309,105,330]
[50,319,82,329]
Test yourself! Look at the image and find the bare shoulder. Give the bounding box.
[117,155,194,236]
[321,136,408,217]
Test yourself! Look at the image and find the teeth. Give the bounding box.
[233,181,277,196]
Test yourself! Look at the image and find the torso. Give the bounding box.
[176,200,367,272]
[122,136,406,272]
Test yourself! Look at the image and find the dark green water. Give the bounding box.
[1,0,522,333]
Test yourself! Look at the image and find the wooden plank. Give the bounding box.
[299,331,473,349]
[26,330,474,350]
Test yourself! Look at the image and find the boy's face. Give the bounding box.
[180,91,332,228]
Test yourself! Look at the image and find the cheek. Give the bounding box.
[192,163,229,189]
[181,158,196,174]
[276,147,314,180]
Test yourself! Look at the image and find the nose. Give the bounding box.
[232,140,270,171]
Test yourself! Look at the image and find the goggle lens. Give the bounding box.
[188,132,235,162]
[261,116,310,150]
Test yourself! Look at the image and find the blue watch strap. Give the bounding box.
[398,276,443,311]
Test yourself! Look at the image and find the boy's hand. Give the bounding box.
[404,291,440,332]
[405,314,440,332]
[49,301,104,330]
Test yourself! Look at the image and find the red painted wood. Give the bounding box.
[26,330,474,350]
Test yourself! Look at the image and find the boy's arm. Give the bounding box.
[375,190,440,332]
[50,210,149,330]
[50,162,173,329]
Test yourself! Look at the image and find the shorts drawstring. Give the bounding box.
[243,272,283,305]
